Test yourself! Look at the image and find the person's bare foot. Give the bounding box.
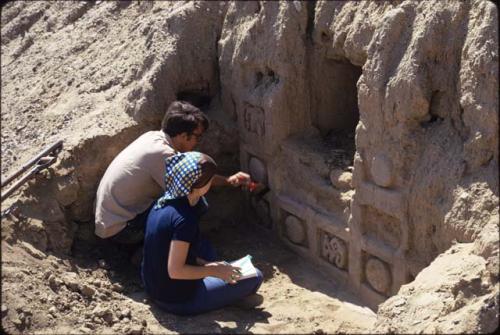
[234,293,264,309]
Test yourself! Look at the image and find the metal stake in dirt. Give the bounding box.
[0,140,63,202]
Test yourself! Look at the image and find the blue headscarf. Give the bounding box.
[155,152,203,209]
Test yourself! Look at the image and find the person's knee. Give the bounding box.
[256,268,264,283]
[250,268,264,292]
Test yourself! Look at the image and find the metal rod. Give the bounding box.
[0,166,38,202]
[1,139,63,188]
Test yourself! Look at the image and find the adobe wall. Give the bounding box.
[1,0,498,330]
[218,0,498,310]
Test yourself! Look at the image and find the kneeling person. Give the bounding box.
[142,152,263,315]
[94,100,251,244]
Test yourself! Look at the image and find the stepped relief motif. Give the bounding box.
[242,103,265,137]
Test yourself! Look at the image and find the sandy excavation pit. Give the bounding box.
[1,1,499,334]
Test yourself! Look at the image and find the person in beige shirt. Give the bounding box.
[94,100,250,243]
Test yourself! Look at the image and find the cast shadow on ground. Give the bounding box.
[125,289,272,334]
[71,231,272,334]
[206,219,369,309]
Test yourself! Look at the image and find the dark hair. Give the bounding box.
[192,153,217,189]
[161,100,209,137]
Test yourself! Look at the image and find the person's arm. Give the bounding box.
[196,257,209,265]
[168,240,240,283]
[211,172,251,187]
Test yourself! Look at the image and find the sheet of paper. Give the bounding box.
[230,255,257,280]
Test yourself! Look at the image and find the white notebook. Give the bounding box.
[229,255,258,281]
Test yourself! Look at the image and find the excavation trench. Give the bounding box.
[1,58,377,333]
[2,1,498,333]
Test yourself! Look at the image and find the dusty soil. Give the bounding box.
[1,1,498,333]
[1,214,375,334]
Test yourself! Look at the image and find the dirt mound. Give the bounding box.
[1,0,498,333]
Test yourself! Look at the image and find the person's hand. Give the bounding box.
[227,172,251,188]
[206,262,242,284]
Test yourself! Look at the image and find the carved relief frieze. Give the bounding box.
[370,154,393,188]
[243,103,265,136]
[284,214,306,245]
[365,256,392,295]
[248,156,268,184]
[320,231,348,270]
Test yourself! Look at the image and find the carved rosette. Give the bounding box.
[365,257,391,295]
[284,215,306,245]
[321,233,347,269]
[249,156,267,184]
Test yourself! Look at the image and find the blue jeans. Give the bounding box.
[153,238,264,316]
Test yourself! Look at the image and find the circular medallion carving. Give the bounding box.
[249,156,267,184]
[365,257,391,294]
[371,154,393,187]
[284,215,305,244]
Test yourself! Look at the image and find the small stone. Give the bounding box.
[120,308,131,319]
[92,305,108,317]
[11,315,23,326]
[393,298,406,307]
[49,306,57,314]
[92,305,114,324]
[62,272,80,291]
[112,283,124,292]
[81,284,95,298]
[84,322,95,330]
[48,274,62,289]
[78,327,92,334]
[19,241,46,260]
[98,259,109,269]
[127,325,143,335]
[329,169,353,190]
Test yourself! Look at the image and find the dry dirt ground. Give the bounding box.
[1,1,498,333]
[1,214,375,334]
